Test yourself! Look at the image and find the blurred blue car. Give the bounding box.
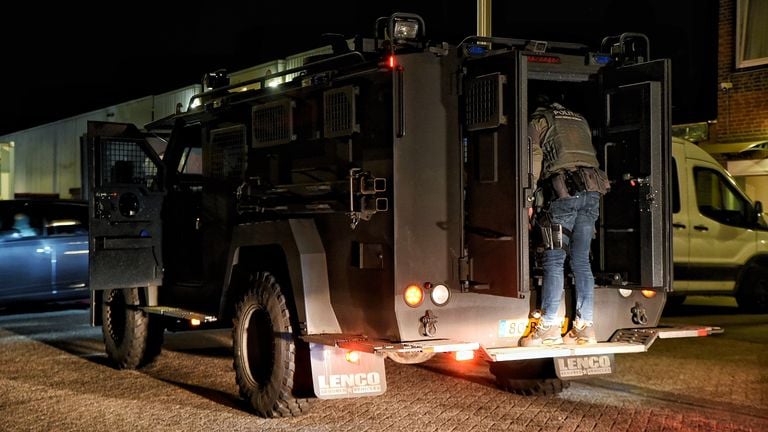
[0,199,89,305]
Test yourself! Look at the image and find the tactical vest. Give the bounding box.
[536,104,599,177]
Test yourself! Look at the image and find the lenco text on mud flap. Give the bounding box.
[309,343,387,399]
[554,354,615,379]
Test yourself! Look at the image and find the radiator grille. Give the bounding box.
[324,86,358,138]
[207,125,246,180]
[465,73,506,131]
[252,99,295,147]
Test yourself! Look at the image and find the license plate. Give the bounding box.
[554,353,615,379]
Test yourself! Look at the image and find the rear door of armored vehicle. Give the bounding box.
[461,40,671,299]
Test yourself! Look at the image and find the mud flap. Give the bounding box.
[309,343,387,399]
[553,353,616,379]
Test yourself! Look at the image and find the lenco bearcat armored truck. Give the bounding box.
[85,13,720,417]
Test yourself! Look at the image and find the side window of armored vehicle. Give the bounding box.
[99,140,160,191]
[146,135,168,161]
[178,147,203,175]
[694,167,749,227]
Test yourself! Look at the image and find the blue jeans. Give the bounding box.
[540,191,601,327]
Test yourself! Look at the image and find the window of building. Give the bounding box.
[737,0,768,68]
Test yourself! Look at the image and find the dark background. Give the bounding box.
[0,1,717,136]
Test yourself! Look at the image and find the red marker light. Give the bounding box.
[527,55,561,64]
[388,55,396,68]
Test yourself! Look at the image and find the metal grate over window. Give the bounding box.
[207,125,246,180]
[99,139,158,188]
[252,99,295,147]
[465,73,507,131]
[324,86,359,138]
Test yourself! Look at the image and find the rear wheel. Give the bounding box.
[232,272,313,417]
[665,294,687,308]
[101,288,164,369]
[387,351,436,364]
[489,359,569,396]
[736,266,768,314]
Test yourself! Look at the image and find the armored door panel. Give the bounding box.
[86,121,165,291]
[597,59,671,289]
[463,51,530,297]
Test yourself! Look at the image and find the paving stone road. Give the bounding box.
[0,301,766,432]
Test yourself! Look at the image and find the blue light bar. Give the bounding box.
[466,44,488,56]
[590,54,613,65]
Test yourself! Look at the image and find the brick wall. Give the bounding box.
[716,0,768,143]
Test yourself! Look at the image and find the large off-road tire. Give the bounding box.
[736,266,768,314]
[101,288,164,369]
[665,294,687,308]
[489,359,569,396]
[386,351,436,364]
[232,272,313,417]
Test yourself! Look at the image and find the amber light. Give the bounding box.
[454,350,474,361]
[404,284,424,307]
[345,351,360,364]
[641,289,657,298]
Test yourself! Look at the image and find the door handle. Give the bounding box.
[693,225,709,231]
[672,222,686,229]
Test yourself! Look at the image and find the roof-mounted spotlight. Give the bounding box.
[392,18,420,41]
[375,12,426,51]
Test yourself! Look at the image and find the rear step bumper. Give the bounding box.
[302,324,722,362]
[302,334,480,354]
[138,305,722,362]
[140,306,218,324]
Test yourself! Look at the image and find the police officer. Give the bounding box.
[521,93,609,346]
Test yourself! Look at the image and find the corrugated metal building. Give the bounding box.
[0,85,200,200]
[0,42,336,200]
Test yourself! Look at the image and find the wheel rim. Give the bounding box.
[243,304,275,387]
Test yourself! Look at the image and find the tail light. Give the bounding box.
[404,284,424,307]
[454,350,475,361]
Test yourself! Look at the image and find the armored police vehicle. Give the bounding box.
[85,13,719,417]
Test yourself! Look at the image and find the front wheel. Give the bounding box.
[736,266,768,314]
[101,288,164,369]
[232,272,313,417]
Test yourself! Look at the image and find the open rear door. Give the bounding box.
[462,50,530,298]
[86,121,165,291]
[597,59,672,290]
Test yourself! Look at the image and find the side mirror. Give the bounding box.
[752,201,763,226]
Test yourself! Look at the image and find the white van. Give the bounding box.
[670,137,768,312]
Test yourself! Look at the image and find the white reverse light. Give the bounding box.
[618,288,633,298]
[430,284,450,306]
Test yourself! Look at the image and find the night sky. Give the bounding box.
[1,1,717,136]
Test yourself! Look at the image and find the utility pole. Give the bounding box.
[477,0,492,37]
